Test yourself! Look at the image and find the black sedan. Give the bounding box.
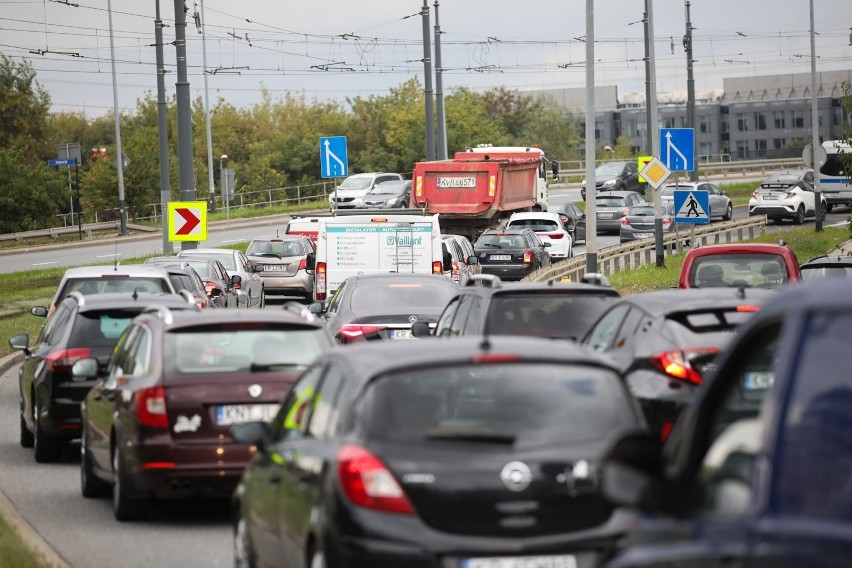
[474,228,552,281]
[231,336,643,568]
[548,202,587,243]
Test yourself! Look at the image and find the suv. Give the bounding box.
[506,211,573,260]
[678,243,801,289]
[581,160,643,200]
[245,235,316,303]
[8,292,198,462]
[748,169,826,224]
[328,172,403,210]
[474,228,552,281]
[50,264,176,314]
[414,273,620,341]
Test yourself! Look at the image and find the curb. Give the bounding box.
[0,353,70,568]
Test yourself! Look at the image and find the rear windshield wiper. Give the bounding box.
[481,243,502,248]
[250,363,305,372]
[254,253,282,258]
[425,431,516,444]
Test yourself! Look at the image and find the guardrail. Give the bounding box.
[555,157,802,182]
[521,215,767,283]
[0,221,157,244]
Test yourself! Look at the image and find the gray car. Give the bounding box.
[177,248,265,308]
[660,181,733,222]
[594,190,646,234]
[620,202,680,243]
[245,235,315,303]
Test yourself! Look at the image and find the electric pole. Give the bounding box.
[685,1,697,182]
[421,0,435,161]
[434,0,448,160]
[155,0,173,254]
[584,0,597,275]
[174,0,197,250]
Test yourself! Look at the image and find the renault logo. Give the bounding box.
[248,384,263,398]
[500,461,532,492]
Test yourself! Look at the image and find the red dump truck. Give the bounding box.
[410,146,550,239]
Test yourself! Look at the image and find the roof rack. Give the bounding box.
[142,305,174,325]
[465,274,502,288]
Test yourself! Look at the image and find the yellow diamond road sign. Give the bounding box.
[639,156,672,190]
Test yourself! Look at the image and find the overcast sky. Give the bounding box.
[3,0,851,115]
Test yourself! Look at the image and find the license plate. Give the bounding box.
[463,555,578,568]
[762,195,779,201]
[216,404,280,426]
[264,265,287,271]
[490,254,511,261]
[597,212,615,219]
[635,232,653,238]
[390,329,414,340]
[743,372,774,391]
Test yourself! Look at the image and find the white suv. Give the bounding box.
[329,172,403,210]
[505,211,573,260]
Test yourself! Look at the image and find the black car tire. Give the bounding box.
[826,203,834,214]
[33,398,62,463]
[112,448,148,521]
[81,426,109,498]
[20,399,34,448]
[794,204,805,225]
[233,515,257,568]
[723,203,733,221]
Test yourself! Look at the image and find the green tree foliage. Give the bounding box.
[0,147,66,232]
[0,55,51,160]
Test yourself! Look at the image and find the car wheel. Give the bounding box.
[33,397,62,463]
[794,204,805,225]
[112,447,148,521]
[723,203,733,221]
[20,398,34,448]
[234,515,257,568]
[819,204,828,221]
[826,203,834,214]
[81,425,108,498]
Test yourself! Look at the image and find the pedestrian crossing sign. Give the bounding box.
[674,190,710,224]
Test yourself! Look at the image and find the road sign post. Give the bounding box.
[320,136,349,178]
[167,201,207,242]
[660,128,695,172]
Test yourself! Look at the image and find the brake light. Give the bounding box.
[621,217,630,226]
[751,190,758,198]
[786,191,796,199]
[432,260,443,274]
[523,250,534,264]
[545,232,564,239]
[135,387,168,429]
[338,324,386,341]
[337,445,414,514]
[451,262,460,281]
[660,421,674,442]
[651,348,719,385]
[204,281,219,294]
[316,262,327,301]
[45,347,91,373]
[736,304,761,312]
[662,217,673,225]
[297,257,307,271]
[193,294,208,309]
[622,208,629,217]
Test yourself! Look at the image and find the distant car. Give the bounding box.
[600,277,852,568]
[582,287,776,436]
[619,202,678,243]
[506,211,573,260]
[799,255,852,281]
[75,307,334,520]
[329,172,403,210]
[8,292,198,463]
[414,273,620,342]
[158,263,211,310]
[748,169,826,224]
[581,160,643,200]
[678,243,801,289]
[474,228,552,281]
[231,336,643,568]
[548,202,587,243]
[177,247,265,308]
[594,191,646,234]
[145,256,237,308]
[441,234,480,286]
[361,179,411,208]
[49,264,176,314]
[313,273,458,343]
[245,235,316,303]
[660,181,733,222]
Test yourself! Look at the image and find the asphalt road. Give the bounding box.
[0,363,233,568]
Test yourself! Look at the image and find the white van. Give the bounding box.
[306,212,444,301]
[819,140,852,212]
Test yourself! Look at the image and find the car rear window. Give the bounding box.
[800,265,852,280]
[486,293,617,340]
[476,233,525,249]
[183,252,236,271]
[361,363,636,447]
[349,281,456,312]
[61,277,171,298]
[630,206,655,216]
[690,255,789,288]
[247,240,305,257]
[69,310,140,348]
[169,273,196,293]
[181,260,210,278]
[507,219,559,232]
[596,197,626,207]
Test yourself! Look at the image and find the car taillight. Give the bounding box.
[651,347,719,385]
[194,294,208,309]
[662,217,673,225]
[297,257,307,271]
[135,386,168,429]
[786,191,797,199]
[316,262,327,301]
[522,250,534,264]
[432,260,443,274]
[621,217,630,226]
[545,232,564,239]
[338,324,386,341]
[752,190,758,198]
[45,347,91,373]
[451,262,460,281]
[204,281,218,294]
[559,214,569,225]
[337,444,414,515]
[736,304,761,312]
[622,208,629,217]
[232,279,241,290]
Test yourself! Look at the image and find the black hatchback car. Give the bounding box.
[9,291,198,463]
[231,336,643,568]
[474,228,551,281]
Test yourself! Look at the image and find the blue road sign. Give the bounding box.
[660,128,694,172]
[673,189,709,224]
[320,136,349,178]
[47,158,77,167]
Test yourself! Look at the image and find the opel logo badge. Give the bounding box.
[500,461,532,492]
[248,384,263,398]
[408,315,418,324]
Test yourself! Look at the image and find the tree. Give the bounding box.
[0,54,51,161]
[0,147,66,232]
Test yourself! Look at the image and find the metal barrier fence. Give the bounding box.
[521,216,767,283]
[554,157,802,182]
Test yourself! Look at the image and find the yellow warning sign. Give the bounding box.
[167,201,208,242]
[638,156,653,182]
[639,156,672,190]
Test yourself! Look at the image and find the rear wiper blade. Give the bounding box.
[481,243,501,248]
[249,363,305,372]
[254,253,282,258]
[425,431,516,444]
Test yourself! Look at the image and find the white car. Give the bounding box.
[328,172,402,210]
[505,211,573,260]
[441,234,481,286]
[748,170,827,225]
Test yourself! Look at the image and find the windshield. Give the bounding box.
[349,281,456,312]
[486,293,617,340]
[507,219,559,232]
[370,182,407,195]
[596,163,625,176]
[181,252,236,271]
[800,266,852,281]
[690,254,790,288]
[247,240,305,257]
[361,363,635,447]
[596,197,627,208]
[476,233,526,249]
[338,177,373,191]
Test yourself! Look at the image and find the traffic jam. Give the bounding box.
[9,146,852,567]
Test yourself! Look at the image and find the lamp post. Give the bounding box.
[220,154,229,227]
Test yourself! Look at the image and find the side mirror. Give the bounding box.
[305,252,316,274]
[9,333,30,353]
[231,421,270,452]
[231,274,242,286]
[411,321,432,338]
[466,255,479,266]
[71,357,99,381]
[31,306,48,318]
[308,301,325,315]
[601,431,665,509]
[208,288,224,299]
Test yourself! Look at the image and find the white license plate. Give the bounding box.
[635,232,653,238]
[762,195,779,201]
[216,404,280,426]
[490,254,512,261]
[437,176,477,188]
[390,329,414,340]
[463,555,578,568]
[264,265,287,271]
[743,372,774,391]
[597,212,615,219]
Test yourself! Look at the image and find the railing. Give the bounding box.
[521,216,767,283]
[554,157,802,182]
[0,221,158,244]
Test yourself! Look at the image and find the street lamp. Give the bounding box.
[220,154,229,226]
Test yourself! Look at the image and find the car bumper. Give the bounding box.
[595,218,623,233]
[480,263,536,281]
[626,369,698,435]
[258,274,313,299]
[748,204,799,218]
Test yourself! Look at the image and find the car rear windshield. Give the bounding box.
[338,177,373,190]
[167,326,327,374]
[629,206,655,216]
[476,233,526,249]
[507,219,559,232]
[183,252,236,271]
[596,197,626,207]
[690,254,789,288]
[361,363,635,447]
[180,260,211,278]
[69,310,140,348]
[487,293,617,340]
[349,281,456,312]
[800,265,852,280]
[169,273,196,293]
[60,277,170,299]
[247,240,305,257]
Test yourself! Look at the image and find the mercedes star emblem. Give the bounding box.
[408,315,418,324]
[500,461,532,492]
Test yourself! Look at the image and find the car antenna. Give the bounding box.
[132,289,138,301]
[480,335,491,352]
[736,285,746,299]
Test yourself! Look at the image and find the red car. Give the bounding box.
[678,243,801,289]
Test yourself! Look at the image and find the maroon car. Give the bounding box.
[73,307,333,521]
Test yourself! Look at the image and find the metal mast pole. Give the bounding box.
[643,9,652,155]
[107,0,127,235]
[646,0,663,267]
[174,0,197,250]
[155,0,173,254]
[584,0,597,274]
[199,0,216,215]
[434,0,447,160]
[421,0,435,161]
[810,0,823,232]
[685,1,697,181]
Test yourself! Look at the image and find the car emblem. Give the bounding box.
[500,461,532,492]
[248,384,263,398]
[174,415,201,434]
[408,315,418,324]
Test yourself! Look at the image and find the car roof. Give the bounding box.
[508,211,561,220]
[178,248,236,254]
[617,287,777,317]
[139,306,324,330]
[480,227,530,235]
[459,280,618,297]
[347,172,399,178]
[595,190,642,197]
[251,235,309,242]
[800,255,852,268]
[345,273,456,286]
[684,243,794,258]
[61,264,170,277]
[61,291,195,311]
[756,278,852,314]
